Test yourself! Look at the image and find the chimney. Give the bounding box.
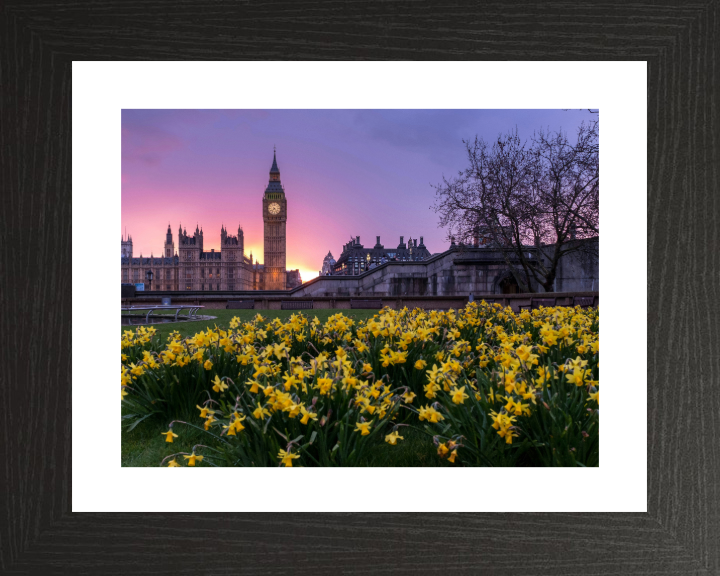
[356,236,360,245]
[414,239,417,247]
[400,236,404,245]
[420,236,424,245]
[376,236,380,245]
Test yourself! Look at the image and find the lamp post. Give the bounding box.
[145,269,153,291]
[366,253,371,271]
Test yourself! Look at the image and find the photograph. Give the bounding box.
[120,109,600,468]
[2,2,710,569]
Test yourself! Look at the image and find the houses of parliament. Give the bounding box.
[121,151,302,292]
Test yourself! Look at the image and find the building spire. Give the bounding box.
[270,148,280,175]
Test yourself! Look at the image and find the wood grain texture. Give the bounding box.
[1,1,717,574]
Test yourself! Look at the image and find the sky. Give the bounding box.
[121,109,593,281]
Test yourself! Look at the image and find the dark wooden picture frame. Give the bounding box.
[2,2,717,574]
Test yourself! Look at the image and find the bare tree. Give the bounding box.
[433,121,598,293]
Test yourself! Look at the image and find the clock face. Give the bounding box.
[268,202,280,215]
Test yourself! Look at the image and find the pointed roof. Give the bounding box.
[270,149,280,174]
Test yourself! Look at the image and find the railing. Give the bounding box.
[123,291,598,313]
[121,304,204,322]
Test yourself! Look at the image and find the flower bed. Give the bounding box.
[121,301,599,467]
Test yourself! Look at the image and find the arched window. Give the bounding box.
[498,274,520,294]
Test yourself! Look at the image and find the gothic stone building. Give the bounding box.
[121,151,300,292]
[331,234,432,275]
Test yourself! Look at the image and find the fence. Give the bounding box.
[122,291,598,313]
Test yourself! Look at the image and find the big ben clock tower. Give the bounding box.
[262,149,287,290]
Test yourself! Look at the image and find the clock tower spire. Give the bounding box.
[262,148,287,290]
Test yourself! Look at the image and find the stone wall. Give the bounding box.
[553,239,599,292]
[293,247,522,298]
[293,243,599,298]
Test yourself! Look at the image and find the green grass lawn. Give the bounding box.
[121,308,380,341]
[122,409,446,467]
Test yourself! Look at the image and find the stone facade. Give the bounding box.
[121,151,297,292]
[331,235,432,275]
[286,269,302,289]
[292,242,599,298]
[121,222,254,291]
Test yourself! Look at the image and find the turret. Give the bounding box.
[121,232,133,258]
[164,223,174,258]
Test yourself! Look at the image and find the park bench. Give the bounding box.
[350,299,383,309]
[281,300,313,310]
[226,300,255,310]
[121,304,203,322]
[573,296,596,308]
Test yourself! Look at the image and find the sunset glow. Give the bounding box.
[121,109,591,281]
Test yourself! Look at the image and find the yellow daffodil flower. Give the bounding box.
[385,431,403,445]
[161,430,178,443]
[212,375,228,393]
[300,405,318,425]
[418,405,444,423]
[354,422,372,436]
[278,449,300,467]
[197,404,215,419]
[183,452,203,466]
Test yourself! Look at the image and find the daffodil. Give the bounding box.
[565,367,589,386]
[414,359,427,370]
[161,430,178,443]
[317,377,333,396]
[354,421,372,436]
[300,405,318,425]
[418,405,444,423]
[253,403,270,420]
[212,375,228,393]
[167,459,181,467]
[278,449,300,467]
[451,386,469,405]
[197,404,215,419]
[385,431,403,445]
[183,452,203,466]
